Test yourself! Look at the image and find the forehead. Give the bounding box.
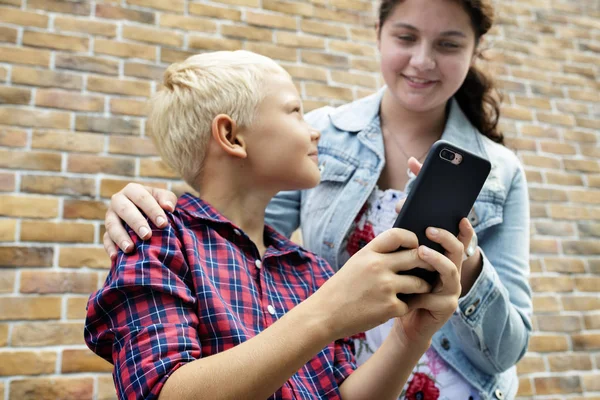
[261,72,299,103]
[386,0,474,36]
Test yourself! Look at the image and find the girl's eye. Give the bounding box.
[397,35,416,42]
[439,41,460,49]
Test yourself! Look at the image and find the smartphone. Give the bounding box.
[393,140,492,290]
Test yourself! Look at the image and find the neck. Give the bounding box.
[380,89,448,143]
[197,163,274,256]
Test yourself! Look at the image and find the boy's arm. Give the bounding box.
[338,330,430,400]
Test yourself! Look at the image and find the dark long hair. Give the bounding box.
[379,0,504,144]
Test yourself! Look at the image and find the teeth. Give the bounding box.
[406,76,431,84]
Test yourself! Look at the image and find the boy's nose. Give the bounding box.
[310,128,321,142]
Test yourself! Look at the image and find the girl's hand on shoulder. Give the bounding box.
[104,183,178,259]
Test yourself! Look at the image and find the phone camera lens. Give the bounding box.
[441,149,455,161]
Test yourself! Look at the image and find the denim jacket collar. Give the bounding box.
[329,86,489,161]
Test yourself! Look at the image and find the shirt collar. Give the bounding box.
[177,193,305,256]
[328,86,488,159]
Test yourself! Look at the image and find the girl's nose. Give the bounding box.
[409,44,436,71]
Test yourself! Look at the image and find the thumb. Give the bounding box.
[363,228,418,254]
[407,157,422,176]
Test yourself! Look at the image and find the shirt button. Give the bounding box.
[267,305,276,315]
[233,229,241,236]
[494,389,504,400]
[465,304,477,316]
[255,260,262,269]
[441,338,451,350]
[318,164,325,173]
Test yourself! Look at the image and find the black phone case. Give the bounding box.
[393,140,491,289]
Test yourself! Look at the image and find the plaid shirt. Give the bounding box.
[85,193,356,400]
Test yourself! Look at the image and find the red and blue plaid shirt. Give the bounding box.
[85,193,356,400]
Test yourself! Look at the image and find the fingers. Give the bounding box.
[407,157,422,176]
[457,218,475,259]
[103,231,119,260]
[418,245,461,296]
[364,228,419,254]
[406,292,459,317]
[120,183,170,230]
[394,197,406,214]
[379,249,436,273]
[392,274,432,295]
[146,186,178,214]
[425,226,464,273]
[105,209,135,253]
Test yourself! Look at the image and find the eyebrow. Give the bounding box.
[391,23,467,38]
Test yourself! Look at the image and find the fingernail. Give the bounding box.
[139,227,150,238]
[156,216,166,226]
[421,246,431,256]
[121,241,132,252]
[109,252,117,260]
[428,227,439,236]
[165,201,175,210]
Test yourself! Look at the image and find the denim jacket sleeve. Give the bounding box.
[265,189,301,238]
[449,163,532,375]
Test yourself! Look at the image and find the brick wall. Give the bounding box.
[0,0,598,399]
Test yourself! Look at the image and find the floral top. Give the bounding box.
[340,188,481,400]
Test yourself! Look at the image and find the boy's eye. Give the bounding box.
[292,107,301,113]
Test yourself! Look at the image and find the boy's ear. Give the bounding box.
[211,114,247,159]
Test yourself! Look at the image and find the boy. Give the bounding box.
[85,51,461,400]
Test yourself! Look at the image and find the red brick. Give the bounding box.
[31,130,104,153]
[0,45,50,66]
[0,351,56,376]
[110,98,147,117]
[0,26,17,43]
[159,14,218,32]
[0,126,27,147]
[62,349,113,373]
[0,85,31,105]
[59,247,111,269]
[584,313,600,330]
[517,377,533,397]
[67,297,89,319]
[545,172,584,186]
[160,48,196,64]
[0,219,16,241]
[537,315,582,332]
[564,241,600,255]
[305,83,353,101]
[95,4,155,24]
[100,178,168,198]
[0,296,61,320]
[0,7,49,27]
[188,3,242,20]
[223,24,273,41]
[35,89,104,111]
[88,74,151,97]
[549,353,592,372]
[0,270,15,293]
[301,20,347,38]
[63,200,108,220]
[530,276,574,292]
[517,355,546,374]
[0,149,62,171]
[572,334,600,350]
[562,295,600,311]
[9,377,93,400]
[94,38,156,61]
[27,0,91,15]
[126,0,184,12]
[68,154,136,176]
[0,324,7,345]
[528,334,569,352]
[544,257,585,273]
[23,30,88,52]
[55,53,119,75]
[0,107,70,129]
[12,66,83,89]
[97,374,118,400]
[530,239,559,254]
[532,295,561,312]
[11,322,84,346]
[21,221,95,243]
[189,36,242,52]
[109,135,157,156]
[534,376,582,395]
[246,10,297,30]
[262,0,314,17]
[55,15,117,37]
[21,175,95,197]
[124,62,163,80]
[20,270,98,294]
[122,25,183,47]
[76,115,141,135]
[0,172,15,192]
[0,195,58,219]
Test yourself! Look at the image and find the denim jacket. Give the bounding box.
[265,88,532,400]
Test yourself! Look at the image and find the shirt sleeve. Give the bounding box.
[84,220,200,400]
[332,337,357,386]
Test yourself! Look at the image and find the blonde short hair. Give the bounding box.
[147,50,288,187]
